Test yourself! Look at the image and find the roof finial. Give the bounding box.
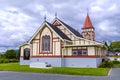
[55,12,57,18]
[87,8,89,15]
[44,14,46,21]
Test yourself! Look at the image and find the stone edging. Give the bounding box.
[108,68,112,76]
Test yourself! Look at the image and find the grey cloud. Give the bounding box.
[0,0,120,52]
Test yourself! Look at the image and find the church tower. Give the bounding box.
[82,13,95,41]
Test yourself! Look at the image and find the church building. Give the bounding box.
[20,13,106,68]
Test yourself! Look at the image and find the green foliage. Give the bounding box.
[103,41,113,52]
[99,60,113,68]
[0,49,19,63]
[117,64,120,67]
[15,49,20,59]
[104,41,109,50]
[0,63,109,76]
[110,41,120,52]
[112,60,120,64]
[0,59,18,64]
[99,59,120,68]
[9,59,19,62]
[3,59,9,63]
[0,59,9,63]
[0,54,6,59]
[0,59,4,63]
[108,45,113,52]
[4,49,18,59]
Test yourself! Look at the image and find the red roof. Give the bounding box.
[83,14,93,29]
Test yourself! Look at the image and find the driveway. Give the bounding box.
[108,68,120,80]
[0,68,120,80]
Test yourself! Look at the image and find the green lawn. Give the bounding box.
[0,63,110,76]
[113,64,120,68]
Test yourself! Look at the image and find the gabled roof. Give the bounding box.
[46,22,71,41]
[28,21,71,43]
[57,19,83,37]
[83,14,94,29]
[19,42,29,47]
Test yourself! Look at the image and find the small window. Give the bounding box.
[82,50,87,55]
[24,48,30,60]
[72,50,77,55]
[78,50,82,55]
[72,49,87,56]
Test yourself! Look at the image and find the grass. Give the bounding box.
[117,64,120,67]
[0,63,110,76]
[113,64,120,68]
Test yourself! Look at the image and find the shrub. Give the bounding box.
[112,60,120,64]
[3,59,9,63]
[0,59,4,63]
[0,59,18,64]
[9,59,19,62]
[99,60,113,68]
[0,59,9,63]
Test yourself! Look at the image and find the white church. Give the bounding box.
[19,13,106,68]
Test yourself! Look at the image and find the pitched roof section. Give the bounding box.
[83,14,93,29]
[28,21,71,43]
[55,18,83,38]
[46,22,71,41]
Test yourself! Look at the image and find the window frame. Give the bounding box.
[42,35,50,51]
[72,49,87,56]
[82,49,87,55]
[23,48,30,60]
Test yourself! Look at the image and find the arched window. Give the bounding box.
[42,36,50,51]
[24,48,30,60]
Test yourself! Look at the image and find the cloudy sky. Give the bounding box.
[0,0,120,52]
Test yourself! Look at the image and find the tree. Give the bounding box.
[16,49,20,60]
[4,49,18,59]
[110,41,120,52]
[0,54,6,59]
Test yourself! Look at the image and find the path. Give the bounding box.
[108,68,120,80]
[0,68,120,80]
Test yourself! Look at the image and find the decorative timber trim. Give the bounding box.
[29,55,99,58]
[30,56,61,58]
[64,55,99,58]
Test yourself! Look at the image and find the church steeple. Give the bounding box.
[83,13,93,29]
[82,13,95,41]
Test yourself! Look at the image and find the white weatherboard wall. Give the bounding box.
[30,62,52,68]
[55,42,60,55]
[67,48,72,55]
[88,47,95,55]
[96,58,102,67]
[64,58,98,68]
[20,57,102,68]
[30,58,62,67]
[32,43,37,56]
[20,58,30,65]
